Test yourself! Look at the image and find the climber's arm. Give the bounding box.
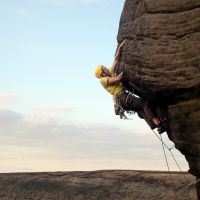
[107,72,123,85]
[111,40,126,70]
[114,40,126,60]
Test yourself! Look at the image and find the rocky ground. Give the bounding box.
[0,170,198,200]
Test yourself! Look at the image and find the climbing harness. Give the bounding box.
[124,91,136,116]
[115,91,136,120]
[114,96,128,119]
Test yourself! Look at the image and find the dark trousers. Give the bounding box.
[118,92,156,129]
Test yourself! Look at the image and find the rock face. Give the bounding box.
[116,0,200,197]
[0,171,197,200]
[117,0,200,103]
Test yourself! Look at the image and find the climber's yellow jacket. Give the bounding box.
[100,65,124,100]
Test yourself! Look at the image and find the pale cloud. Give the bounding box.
[30,105,77,118]
[0,108,188,172]
[0,93,25,105]
[33,106,76,113]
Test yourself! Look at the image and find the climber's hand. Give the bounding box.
[113,40,127,69]
[120,39,126,48]
[116,72,123,81]
[107,72,123,85]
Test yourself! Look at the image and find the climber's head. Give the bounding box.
[95,65,103,78]
[95,65,111,79]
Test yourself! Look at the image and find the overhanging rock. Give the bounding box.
[116,0,200,197]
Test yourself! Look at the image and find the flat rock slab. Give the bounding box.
[0,170,197,200]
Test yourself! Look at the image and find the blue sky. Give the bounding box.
[0,0,188,172]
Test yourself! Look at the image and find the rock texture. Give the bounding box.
[0,170,197,200]
[117,0,200,103]
[116,0,200,197]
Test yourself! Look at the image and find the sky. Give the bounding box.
[0,0,188,172]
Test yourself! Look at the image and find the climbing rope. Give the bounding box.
[151,129,193,199]
[152,129,184,174]
[160,133,178,199]
[159,134,171,175]
[188,178,200,187]
[185,178,200,200]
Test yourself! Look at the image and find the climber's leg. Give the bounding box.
[118,92,159,129]
[143,102,161,126]
[137,109,157,130]
[118,92,145,111]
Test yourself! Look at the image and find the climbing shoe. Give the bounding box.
[157,119,167,134]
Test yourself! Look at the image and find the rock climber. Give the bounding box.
[94,39,165,133]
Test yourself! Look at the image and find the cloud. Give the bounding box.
[0,109,23,128]
[0,93,25,105]
[0,108,188,172]
[32,106,76,115]
[27,105,78,120]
